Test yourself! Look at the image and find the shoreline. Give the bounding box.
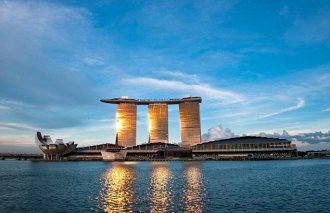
[26,156,330,162]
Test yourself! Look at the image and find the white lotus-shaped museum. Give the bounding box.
[35,132,77,160]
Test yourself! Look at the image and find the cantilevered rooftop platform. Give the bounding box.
[100,97,202,105]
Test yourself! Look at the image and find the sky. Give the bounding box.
[1,0,330,153]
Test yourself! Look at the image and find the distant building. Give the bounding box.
[67,142,191,161]
[35,132,77,160]
[64,136,297,161]
[192,136,297,159]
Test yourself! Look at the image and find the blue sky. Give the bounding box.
[1,0,330,152]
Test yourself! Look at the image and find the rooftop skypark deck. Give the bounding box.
[100,96,202,105]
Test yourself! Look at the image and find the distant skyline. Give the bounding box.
[1,0,330,153]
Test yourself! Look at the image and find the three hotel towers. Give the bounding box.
[101,97,202,147]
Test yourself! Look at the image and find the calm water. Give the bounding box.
[0,160,329,213]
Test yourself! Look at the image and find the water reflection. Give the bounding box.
[99,162,203,212]
[149,163,171,213]
[101,163,135,213]
[183,164,203,213]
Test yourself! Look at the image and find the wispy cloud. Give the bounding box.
[285,8,330,43]
[323,108,330,112]
[122,77,244,103]
[260,99,305,118]
[1,1,329,152]
[0,1,97,106]
[0,105,9,110]
[0,122,38,131]
[278,5,289,16]
[154,70,200,83]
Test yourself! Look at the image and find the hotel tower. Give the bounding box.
[101,97,202,147]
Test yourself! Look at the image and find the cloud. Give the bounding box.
[323,108,330,112]
[286,131,330,144]
[293,141,330,151]
[0,122,38,132]
[0,134,40,153]
[256,130,330,150]
[202,124,330,151]
[122,77,244,103]
[202,125,236,142]
[258,130,290,138]
[0,1,113,130]
[278,5,289,16]
[285,8,330,43]
[154,70,200,84]
[260,99,305,118]
[0,105,9,110]
[0,1,97,106]
[239,47,279,54]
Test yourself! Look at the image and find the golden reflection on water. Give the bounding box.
[102,164,135,213]
[100,162,203,212]
[149,164,171,213]
[184,165,203,213]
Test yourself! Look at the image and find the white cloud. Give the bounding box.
[260,99,305,118]
[293,140,330,151]
[154,70,200,83]
[122,77,244,103]
[0,105,9,110]
[202,125,235,142]
[202,124,330,151]
[323,108,330,112]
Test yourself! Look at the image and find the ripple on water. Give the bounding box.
[0,160,329,213]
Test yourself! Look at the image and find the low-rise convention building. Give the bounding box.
[192,136,297,160]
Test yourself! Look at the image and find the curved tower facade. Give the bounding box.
[116,103,137,147]
[179,102,201,147]
[148,103,168,143]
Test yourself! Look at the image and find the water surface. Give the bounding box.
[0,160,329,212]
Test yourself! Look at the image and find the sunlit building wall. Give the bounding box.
[179,102,201,147]
[148,104,168,143]
[116,103,137,147]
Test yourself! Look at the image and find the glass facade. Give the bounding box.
[116,103,137,147]
[148,104,168,143]
[179,102,201,147]
[102,97,202,147]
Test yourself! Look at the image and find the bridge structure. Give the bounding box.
[101,96,202,148]
[0,153,43,160]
